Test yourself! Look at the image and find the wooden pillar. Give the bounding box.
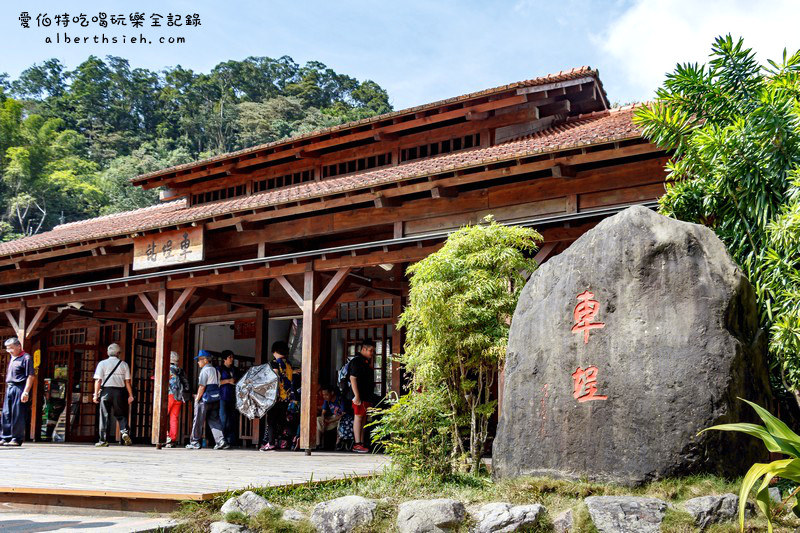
[300,269,321,453]
[252,308,266,446]
[151,289,173,444]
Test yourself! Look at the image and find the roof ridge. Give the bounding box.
[52,199,185,230]
[131,67,602,183]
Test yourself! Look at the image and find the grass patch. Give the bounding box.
[572,503,599,533]
[172,469,800,532]
[661,508,697,533]
[250,507,314,533]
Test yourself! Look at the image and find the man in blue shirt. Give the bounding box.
[1,337,35,446]
[218,350,239,446]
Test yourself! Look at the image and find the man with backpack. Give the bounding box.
[346,339,378,453]
[92,343,133,447]
[186,350,228,450]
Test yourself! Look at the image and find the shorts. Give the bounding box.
[352,401,371,416]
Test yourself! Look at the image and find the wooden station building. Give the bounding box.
[0,67,668,451]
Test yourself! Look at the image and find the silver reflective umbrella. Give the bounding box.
[236,364,279,419]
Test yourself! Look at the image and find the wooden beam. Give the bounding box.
[166,287,196,327]
[431,186,458,199]
[152,289,172,445]
[374,195,400,209]
[551,164,576,178]
[170,296,208,331]
[137,293,158,321]
[166,263,308,290]
[373,132,398,141]
[466,111,490,121]
[533,242,558,265]
[276,275,303,309]
[9,282,167,310]
[194,288,262,311]
[0,252,131,287]
[313,243,443,271]
[25,306,50,338]
[314,268,351,314]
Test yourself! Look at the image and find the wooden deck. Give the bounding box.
[0,443,389,513]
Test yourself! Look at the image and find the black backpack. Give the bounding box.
[337,358,354,400]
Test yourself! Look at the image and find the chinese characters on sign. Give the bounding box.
[571,290,608,403]
[133,226,204,270]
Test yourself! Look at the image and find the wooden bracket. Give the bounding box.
[137,293,158,321]
[276,276,304,309]
[314,268,352,314]
[25,306,50,338]
[166,287,196,327]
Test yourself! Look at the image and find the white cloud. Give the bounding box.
[595,0,800,101]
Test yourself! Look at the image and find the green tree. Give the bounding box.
[634,36,800,405]
[390,217,541,474]
[97,141,193,214]
[0,101,102,238]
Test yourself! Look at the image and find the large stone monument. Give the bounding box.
[493,206,771,485]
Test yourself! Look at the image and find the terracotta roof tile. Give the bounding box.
[0,106,642,258]
[132,67,606,183]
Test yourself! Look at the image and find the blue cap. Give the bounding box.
[195,349,214,360]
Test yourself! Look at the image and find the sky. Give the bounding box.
[1,0,799,110]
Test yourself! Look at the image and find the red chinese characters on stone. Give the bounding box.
[571,290,605,344]
[570,290,608,402]
[571,366,608,402]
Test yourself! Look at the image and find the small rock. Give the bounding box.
[210,522,249,533]
[282,509,305,522]
[220,490,274,517]
[471,502,544,532]
[585,496,667,533]
[552,509,573,533]
[397,498,466,532]
[682,493,753,529]
[311,495,377,533]
[770,487,782,504]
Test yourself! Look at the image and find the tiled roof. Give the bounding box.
[132,67,606,183]
[0,106,642,258]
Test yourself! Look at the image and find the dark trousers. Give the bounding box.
[262,401,289,445]
[98,387,129,443]
[1,383,29,443]
[220,398,237,444]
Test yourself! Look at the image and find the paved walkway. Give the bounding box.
[0,443,389,497]
[0,513,175,532]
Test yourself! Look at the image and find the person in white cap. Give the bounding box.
[164,351,189,448]
[92,343,133,447]
[1,337,34,446]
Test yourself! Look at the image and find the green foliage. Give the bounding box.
[634,36,800,404]
[0,55,392,238]
[704,400,800,532]
[386,217,541,474]
[369,388,453,477]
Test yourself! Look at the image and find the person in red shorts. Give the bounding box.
[348,339,377,453]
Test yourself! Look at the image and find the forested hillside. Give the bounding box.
[0,55,392,241]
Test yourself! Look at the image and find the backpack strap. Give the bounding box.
[101,359,124,390]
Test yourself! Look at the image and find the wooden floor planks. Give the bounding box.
[0,443,389,499]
